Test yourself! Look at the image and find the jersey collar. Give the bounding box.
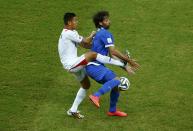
[97,27,105,31]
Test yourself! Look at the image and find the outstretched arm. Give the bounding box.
[108,46,140,70]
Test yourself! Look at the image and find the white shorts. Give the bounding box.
[68,55,88,72]
[72,68,86,82]
[62,55,87,72]
[62,55,87,81]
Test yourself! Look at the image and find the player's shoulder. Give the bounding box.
[98,28,112,36]
[62,29,78,37]
[104,29,111,34]
[62,29,77,34]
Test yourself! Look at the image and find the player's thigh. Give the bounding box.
[84,51,97,62]
[101,68,117,83]
[86,65,118,84]
[69,55,87,72]
[73,68,88,85]
[86,65,107,83]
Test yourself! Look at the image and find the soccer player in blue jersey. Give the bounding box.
[59,12,134,119]
[86,11,140,116]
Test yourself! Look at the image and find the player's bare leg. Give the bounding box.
[69,52,126,72]
[85,51,136,76]
[85,51,125,67]
[69,51,137,76]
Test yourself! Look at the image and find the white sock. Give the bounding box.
[70,87,87,112]
[96,54,124,67]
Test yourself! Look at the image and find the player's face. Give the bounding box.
[69,17,78,29]
[101,17,110,29]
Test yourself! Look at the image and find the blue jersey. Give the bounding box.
[91,27,114,64]
[86,28,116,83]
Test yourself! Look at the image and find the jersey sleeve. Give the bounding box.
[67,30,83,43]
[101,32,114,48]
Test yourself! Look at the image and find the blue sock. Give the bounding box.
[93,79,120,97]
[109,90,120,112]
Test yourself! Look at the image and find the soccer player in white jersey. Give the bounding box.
[58,12,134,119]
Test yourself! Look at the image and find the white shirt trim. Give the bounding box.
[87,62,100,66]
[105,44,114,48]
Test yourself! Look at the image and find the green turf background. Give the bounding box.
[0,0,193,130]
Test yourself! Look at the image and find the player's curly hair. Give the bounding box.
[93,11,109,28]
[64,12,76,25]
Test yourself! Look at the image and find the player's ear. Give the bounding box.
[99,22,103,26]
[67,21,72,26]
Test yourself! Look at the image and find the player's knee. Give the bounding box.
[85,80,91,89]
[81,78,90,89]
[84,51,97,61]
[89,51,97,59]
[112,87,120,92]
[82,83,90,89]
[90,51,97,55]
[113,77,121,92]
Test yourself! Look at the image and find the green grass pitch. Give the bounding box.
[0,0,193,130]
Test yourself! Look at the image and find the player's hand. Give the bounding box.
[124,64,136,75]
[128,59,140,71]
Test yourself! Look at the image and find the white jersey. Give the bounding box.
[58,29,83,69]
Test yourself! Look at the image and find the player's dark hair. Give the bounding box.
[93,11,109,28]
[63,12,76,25]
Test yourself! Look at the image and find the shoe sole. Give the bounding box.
[107,112,128,117]
[107,114,128,117]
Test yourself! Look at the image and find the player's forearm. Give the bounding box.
[82,36,92,44]
[80,41,92,49]
[110,48,132,64]
[81,31,96,45]
[80,36,92,49]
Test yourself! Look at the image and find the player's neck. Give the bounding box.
[97,27,106,31]
[64,25,74,30]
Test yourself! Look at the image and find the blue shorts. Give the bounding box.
[85,64,116,84]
